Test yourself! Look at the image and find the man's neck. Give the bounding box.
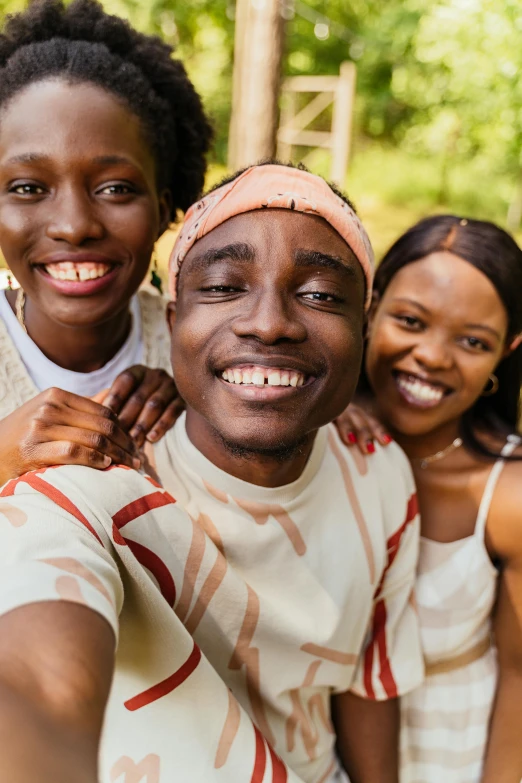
[185,410,317,488]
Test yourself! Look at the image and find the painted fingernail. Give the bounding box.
[347,431,357,444]
[132,457,141,470]
[366,441,376,454]
[382,434,393,444]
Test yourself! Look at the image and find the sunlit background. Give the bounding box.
[0,0,520,285]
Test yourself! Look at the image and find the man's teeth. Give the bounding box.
[397,376,444,402]
[222,366,306,387]
[44,262,111,281]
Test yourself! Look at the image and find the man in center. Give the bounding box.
[153,162,423,781]
[0,163,423,782]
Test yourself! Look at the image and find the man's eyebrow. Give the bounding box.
[187,242,256,272]
[4,153,52,165]
[294,248,358,278]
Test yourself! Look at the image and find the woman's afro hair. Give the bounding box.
[0,0,213,218]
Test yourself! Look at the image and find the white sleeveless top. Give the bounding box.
[401,435,520,783]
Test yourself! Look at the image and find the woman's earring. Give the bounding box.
[150,250,163,294]
[481,373,499,396]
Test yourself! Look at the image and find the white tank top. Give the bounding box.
[415,435,520,666]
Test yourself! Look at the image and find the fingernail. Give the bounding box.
[102,456,112,468]
[146,431,158,443]
[130,428,139,439]
[366,441,376,454]
[382,434,393,444]
[132,457,141,470]
[347,431,357,444]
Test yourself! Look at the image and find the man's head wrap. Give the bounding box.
[169,164,375,310]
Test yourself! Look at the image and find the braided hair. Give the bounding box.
[0,0,212,218]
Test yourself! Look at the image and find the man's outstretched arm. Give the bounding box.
[0,600,115,783]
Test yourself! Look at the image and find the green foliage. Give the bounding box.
[286,0,522,221]
[103,0,235,162]
[0,0,520,233]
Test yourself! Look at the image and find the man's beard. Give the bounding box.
[216,432,309,464]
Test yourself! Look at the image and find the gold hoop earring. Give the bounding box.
[482,373,499,396]
[150,249,163,294]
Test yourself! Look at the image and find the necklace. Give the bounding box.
[414,437,463,469]
[15,288,27,334]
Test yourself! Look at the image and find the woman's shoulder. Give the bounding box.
[486,437,522,561]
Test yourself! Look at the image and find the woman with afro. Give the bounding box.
[0,0,212,480]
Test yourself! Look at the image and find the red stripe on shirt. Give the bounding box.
[125,538,176,606]
[124,641,201,711]
[374,492,418,599]
[112,491,175,530]
[268,741,288,783]
[387,493,418,566]
[251,726,267,783]
[364,494,418,698]
[1,472,103,546]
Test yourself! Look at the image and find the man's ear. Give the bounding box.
[157,189,173,238]
[166,300,177,335]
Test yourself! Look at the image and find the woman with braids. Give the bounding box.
[337,216,522,782]
[0,0,211,481]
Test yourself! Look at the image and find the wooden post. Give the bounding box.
[330,61,356,185]
[228,0,285,171]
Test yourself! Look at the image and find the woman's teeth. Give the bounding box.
[44,262,111,281]
[396,375,444,403]
[222,366,305,387]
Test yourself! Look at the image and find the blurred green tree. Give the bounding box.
[0,0,520,227]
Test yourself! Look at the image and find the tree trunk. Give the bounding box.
[228,0,285,171]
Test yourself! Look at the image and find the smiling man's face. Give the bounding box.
[169,208,366,463]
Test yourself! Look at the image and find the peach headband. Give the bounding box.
[169,164,375,310]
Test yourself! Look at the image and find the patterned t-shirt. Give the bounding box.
[151,418,424,782]
[0,419,423,783]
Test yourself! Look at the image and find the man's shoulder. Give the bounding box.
[0,464,171,529]
[324,425,417,531]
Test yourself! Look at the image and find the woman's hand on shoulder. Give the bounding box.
[100,365,184,448]
[334,402,392,455]
[0,388,141,486]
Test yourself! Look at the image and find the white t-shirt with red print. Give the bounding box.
[0,419,423,783]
